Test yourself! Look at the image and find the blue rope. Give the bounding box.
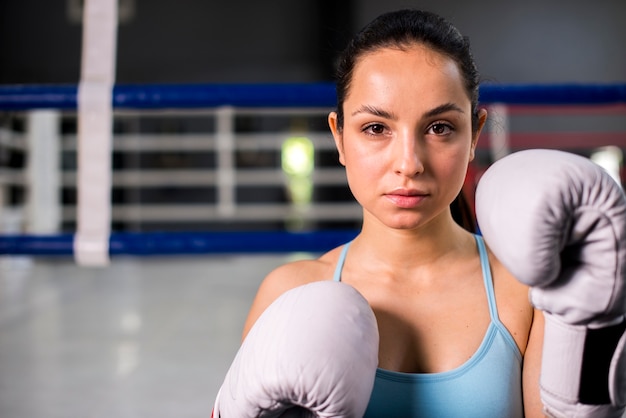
[1,83,625,110]
[0,231,359,256]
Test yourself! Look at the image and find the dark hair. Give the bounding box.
[334,9,481,132]
[451,191,477,233]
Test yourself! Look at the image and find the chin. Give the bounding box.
[384,215,425,231]
[365,206,432,230]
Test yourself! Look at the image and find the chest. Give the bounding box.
[362,275,492,374]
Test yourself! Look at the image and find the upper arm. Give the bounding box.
[522,308,546,417]
[241,267,293,340]
[241,260,324,340]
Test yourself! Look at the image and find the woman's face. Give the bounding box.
[329,44,486,231]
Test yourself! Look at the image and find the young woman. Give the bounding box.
[242,9,545,417]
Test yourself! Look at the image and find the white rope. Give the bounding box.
[487,104,510,161]
[74,0,118,266]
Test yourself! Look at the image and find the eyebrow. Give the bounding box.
[351,105,396,119]
[423,102,465,118]
[351,102,465,119]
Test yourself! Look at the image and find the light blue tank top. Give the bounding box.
[332,235,523,417]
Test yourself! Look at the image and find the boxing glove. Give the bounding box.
[475,149,626,418]
[213,280,379,418]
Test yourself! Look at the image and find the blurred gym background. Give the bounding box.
[0,1,625,417]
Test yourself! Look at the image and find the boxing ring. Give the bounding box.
[1,82,626,417]
[1,82,625,259]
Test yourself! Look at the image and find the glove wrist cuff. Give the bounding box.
[541,315,586,403]
[541,314,626,415]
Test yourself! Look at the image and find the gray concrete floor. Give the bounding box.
[3,254,625,418]
[0,254,297,418]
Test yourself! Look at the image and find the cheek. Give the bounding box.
[343,145,385,193]
[437,148,472,188]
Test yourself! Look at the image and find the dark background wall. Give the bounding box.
[1,0,625,85]
[362,0,626,83]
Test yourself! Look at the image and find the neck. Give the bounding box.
[355,211,474,270]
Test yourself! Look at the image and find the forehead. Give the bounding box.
[346,45,469,111]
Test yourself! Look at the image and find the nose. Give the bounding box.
[394,131,424,177]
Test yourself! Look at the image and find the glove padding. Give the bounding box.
[475,149,626,418]
[213,281,379,418]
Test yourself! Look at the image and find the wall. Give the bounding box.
[0,0,351,84]
[356,0,626,83]
[1,0,624,85]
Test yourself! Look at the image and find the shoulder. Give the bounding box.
[265,244,346,292]
[483,240,530,306]
[241,245,345,338]
[485,243,535,353]
[261,257,331,296]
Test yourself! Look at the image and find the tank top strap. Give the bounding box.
[475,234,500,323]
[335,237,501,324]
[333,242,351,282]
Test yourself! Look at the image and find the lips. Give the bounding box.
[384,189,428,208]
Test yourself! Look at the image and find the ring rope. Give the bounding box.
[1,82,625,257]
[0,83,625,110]
[0,231,359,256]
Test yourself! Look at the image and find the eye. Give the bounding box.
[427,122,454,136]
[363,123,387,135]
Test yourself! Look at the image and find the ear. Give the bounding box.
[469,108,488,161]
[328,112,346,166]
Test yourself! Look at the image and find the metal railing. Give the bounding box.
[0,82,625,255]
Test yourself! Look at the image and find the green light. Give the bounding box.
[282,136,315,210]
[282,137,314,177]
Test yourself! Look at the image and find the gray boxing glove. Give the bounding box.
[213,281,379,417]
[475,149,626,418]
